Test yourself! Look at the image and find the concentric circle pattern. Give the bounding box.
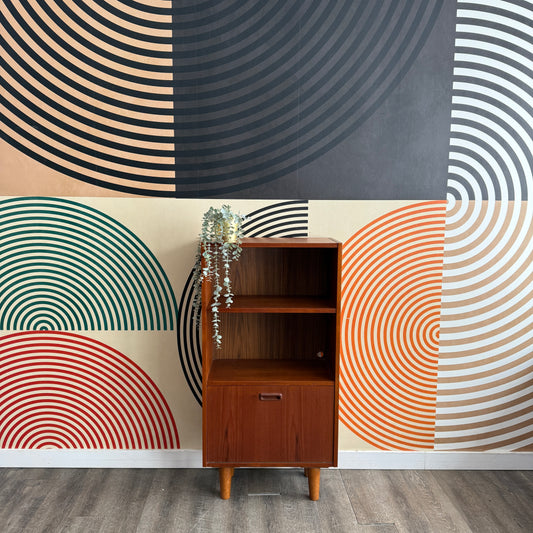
[0,332,180,449]
[436,0,533,451]
[0,197,177,331]
[0,0,175,195]
[447,0,532,203]
[0,1,441,196]
[171,0,442,195]
[178,200,308,404]
[340,202,446,450]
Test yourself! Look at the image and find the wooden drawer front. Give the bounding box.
[205,385,334,465]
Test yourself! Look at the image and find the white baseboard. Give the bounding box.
[337,451,533,470]
[0,449,532,469]
[0,450,202,469]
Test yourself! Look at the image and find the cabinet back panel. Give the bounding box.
[216,314,335,362]
[232,248,335,297]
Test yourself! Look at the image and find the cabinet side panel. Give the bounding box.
[201,253,214,464]
[333,243,342,465]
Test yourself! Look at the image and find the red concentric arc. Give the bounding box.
[0,332,180,449]
[340,201,446,450]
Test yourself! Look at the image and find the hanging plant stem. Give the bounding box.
[192,205,246,349]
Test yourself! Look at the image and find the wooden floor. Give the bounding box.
[0,468,531,532]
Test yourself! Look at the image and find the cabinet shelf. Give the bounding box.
[215,295,336,314]
[208,359,334,385]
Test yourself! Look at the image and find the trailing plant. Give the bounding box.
[192,205,246,349]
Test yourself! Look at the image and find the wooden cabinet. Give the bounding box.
[202,238,341,500]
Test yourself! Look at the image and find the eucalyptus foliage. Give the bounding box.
[192,205,246,349]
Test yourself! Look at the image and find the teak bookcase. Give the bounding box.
[202,237,341,500]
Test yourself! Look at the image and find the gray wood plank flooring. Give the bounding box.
[0,468,531,533]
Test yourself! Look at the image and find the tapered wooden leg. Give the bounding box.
[303,468,309,477]
[219,467,233,500]
[307,468,320,501]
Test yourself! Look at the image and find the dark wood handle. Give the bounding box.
[259,393,283,401]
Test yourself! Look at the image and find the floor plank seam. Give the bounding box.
[356,522,397,527]
[339,469,366,527]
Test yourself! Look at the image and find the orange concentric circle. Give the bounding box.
[340,201,446,450]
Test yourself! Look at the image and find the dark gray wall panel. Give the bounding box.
[292,1,456,201]
[173,0,456,199]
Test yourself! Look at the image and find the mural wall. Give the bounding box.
[1,0,531,453]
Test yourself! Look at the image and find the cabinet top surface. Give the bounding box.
[241,237,340,248]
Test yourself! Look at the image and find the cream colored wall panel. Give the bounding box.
[308,200,415,242]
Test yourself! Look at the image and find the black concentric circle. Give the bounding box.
[177,200,308,404]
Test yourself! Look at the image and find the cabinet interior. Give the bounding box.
[230,247,338,300]
[204,245,339,382]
